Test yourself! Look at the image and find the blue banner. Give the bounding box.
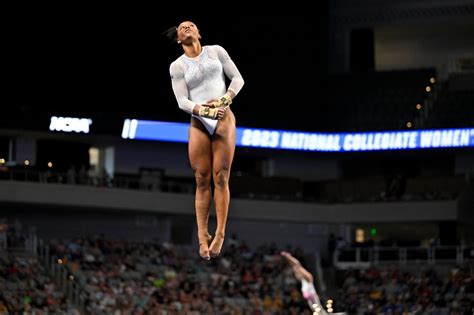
[122,119,474,152]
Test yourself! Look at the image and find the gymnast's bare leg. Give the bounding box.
[209,108,236,257]
[189,118,213,260]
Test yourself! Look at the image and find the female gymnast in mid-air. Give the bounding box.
[166,20,244,260]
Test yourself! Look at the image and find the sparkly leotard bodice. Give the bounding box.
[170,45,244,134]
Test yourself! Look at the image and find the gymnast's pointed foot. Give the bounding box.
[209,233,225,258]
[198,232,212,260]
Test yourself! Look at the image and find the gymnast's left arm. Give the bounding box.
[215,45,245,103]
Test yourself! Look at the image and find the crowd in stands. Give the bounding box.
[1,215,473,314]
[337,265,473,314]
[0,254,81,314]
[49,236,314,314]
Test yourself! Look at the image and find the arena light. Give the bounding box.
[122,119,474,152]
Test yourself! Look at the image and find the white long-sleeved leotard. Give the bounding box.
[169,45,244,134]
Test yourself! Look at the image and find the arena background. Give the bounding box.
[1,4,473,314]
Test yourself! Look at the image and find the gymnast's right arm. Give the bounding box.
[170,61,198,115]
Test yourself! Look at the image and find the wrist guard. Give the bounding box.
[212,93,232,108]
[198,106,219,119]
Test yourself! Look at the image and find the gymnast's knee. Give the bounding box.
[194,171,211,189]
[213,168,230,189]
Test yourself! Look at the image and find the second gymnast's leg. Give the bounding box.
[209,109,236,257]
[189,118,213,260]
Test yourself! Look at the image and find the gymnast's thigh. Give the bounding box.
[212,109,236,171]
[189,117,212,172]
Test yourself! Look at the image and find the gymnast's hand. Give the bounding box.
[281,251,302,267]
[205,99,218,108]
[281,251,314,283]
[199,104,228,120]
[207,93,232,108]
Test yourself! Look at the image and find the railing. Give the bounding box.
[1,168,465,205]
[334,245,474,269]
[0,227,86,313]
[0,168,195,194]
[34,236,87,313]
[36,239,86,313]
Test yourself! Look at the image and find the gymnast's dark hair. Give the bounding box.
[162,27,178,42]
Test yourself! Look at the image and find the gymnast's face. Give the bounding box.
[177,21,201,44]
